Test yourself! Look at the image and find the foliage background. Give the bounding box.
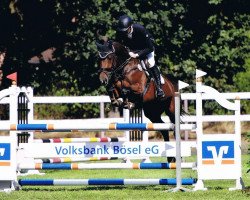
[0,0,249,118]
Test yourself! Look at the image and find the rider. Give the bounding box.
[115,14,165,99]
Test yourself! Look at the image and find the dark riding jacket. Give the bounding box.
[116,23,154,59]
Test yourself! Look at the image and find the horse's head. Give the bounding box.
[96,41,129,86]
[96,41,116,85]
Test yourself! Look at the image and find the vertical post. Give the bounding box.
[95,102,105,138]
[100,102,105,138]
[174,91,182,189]
[142,110,148,142]
[139,108,143,140]
[194,71,207,191]
[6,85,19,191]
[232,98,244,190]
[169,80,190,192]
[9,85,19,148]
[26,87,34,143]
[184,100,189,141]
[9,85,18,125]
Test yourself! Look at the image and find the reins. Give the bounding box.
[112,57,131,74]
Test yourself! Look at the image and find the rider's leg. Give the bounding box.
[147,52,165,98]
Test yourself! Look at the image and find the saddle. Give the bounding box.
[137,59,165,84]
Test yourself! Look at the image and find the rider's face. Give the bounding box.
[127,26,132,34]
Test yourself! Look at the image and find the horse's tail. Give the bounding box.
[165,74,189,124]
[180,96,190,124]
[180,107,190,124]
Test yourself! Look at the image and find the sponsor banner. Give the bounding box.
[202,141,234,165]
[19,142,194,158]
[199,134,240,180]
[0,143,11,166]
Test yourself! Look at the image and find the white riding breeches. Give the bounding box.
[146,51,155,68]
[145,51,164,84]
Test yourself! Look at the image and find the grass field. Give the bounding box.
[0,155,249,200]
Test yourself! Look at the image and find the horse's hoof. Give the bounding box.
[123,104,129,109]
[167,157,176,163]
[122,102,134,109]
[127,102,135,109]
[117,99,123,106]
[111,99,122,107]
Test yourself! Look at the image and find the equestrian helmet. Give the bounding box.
[117,15,133,31]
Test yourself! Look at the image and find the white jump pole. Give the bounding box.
[169,80,190,192]
[194,69,206,190]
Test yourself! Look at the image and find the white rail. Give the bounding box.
[1,89,250,123]
[181,92,250,100]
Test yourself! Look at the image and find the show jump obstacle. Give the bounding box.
[0,70,245,192]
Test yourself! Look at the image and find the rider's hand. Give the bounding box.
[129,52,139,58]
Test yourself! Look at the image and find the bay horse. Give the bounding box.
[96,40,177,143]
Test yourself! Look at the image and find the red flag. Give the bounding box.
[6,72,17,84]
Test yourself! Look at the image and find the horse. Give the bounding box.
[96,40,178,144]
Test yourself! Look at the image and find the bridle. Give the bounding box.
[98,48,131,85]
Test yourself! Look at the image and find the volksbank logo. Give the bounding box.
[202,141,234,165]
[0,143,11,166]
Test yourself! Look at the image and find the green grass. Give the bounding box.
[0,156,249,200]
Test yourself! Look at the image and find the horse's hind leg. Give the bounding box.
[164,98,177,163]
[143,103,175,163]
[143,109,170,142]
[165,109,175,136]
[162,111,177,163]
[146,115,177,163]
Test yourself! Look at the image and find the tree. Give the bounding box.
[0,0,249,117]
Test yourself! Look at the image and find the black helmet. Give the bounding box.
[117,15,133,32]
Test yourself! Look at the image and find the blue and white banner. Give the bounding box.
[202,141,234,165]
[19,142,195,158]
[0,143,11,161]
[198,134,240,180]
[0,137,16,181]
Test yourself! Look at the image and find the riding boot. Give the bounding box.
[149,66,165,99]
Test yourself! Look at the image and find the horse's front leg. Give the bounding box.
[122,97,135,109]
[107,86,123,108]
[109,92,123,108]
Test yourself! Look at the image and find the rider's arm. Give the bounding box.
[137,27,154,58]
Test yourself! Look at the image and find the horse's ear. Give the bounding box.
[108,40,113,49]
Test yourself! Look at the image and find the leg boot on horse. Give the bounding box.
[149,66,165,99]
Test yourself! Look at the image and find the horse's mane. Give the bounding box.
[165,74,178,90]
[112,41,129,58]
